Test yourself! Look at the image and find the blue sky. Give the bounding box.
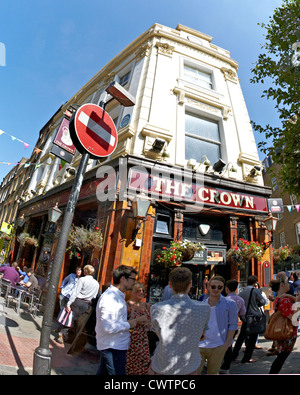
[0,0,282,184]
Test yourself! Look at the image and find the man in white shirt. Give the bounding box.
[66,265,99,318]
[58,265,99,344]
[95,265,140,375]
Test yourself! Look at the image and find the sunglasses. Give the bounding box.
[210,285,223,290]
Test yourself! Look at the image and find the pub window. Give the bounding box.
[295,222,300,245]
[185,112,221,165]
[279,232,286,247]
[155,214,172,237]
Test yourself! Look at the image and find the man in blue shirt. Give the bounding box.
[59,266,82,308]
[198,275,238,375]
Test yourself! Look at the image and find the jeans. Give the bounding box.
[269,351,291,374]
[231,321,257,362]
[97,349,127,375]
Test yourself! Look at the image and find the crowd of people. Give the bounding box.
[92,265,300,376]
[0,260,41,293]
[3,256,299,375]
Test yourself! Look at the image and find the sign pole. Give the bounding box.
[32,82,134,375]
[33,152,90,375]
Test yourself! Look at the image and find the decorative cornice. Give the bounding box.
[155,42,175,57]
[221,67,238,84]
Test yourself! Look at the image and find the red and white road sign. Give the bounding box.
[70,103,118,158]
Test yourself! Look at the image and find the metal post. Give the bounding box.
[33,153,90,375]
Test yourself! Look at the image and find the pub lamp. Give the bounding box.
[131,195,151,241]
[264,211,278,233]
[262,211,278,249]
[16,214,25,228]
[48,203,63,224]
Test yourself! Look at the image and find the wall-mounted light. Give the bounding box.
[264,211,278,233]
[48,202,63,224]
[198,224,210,236]
[104,80,136,107]
[193,155,211,172]
[31,190,37,196]
[16,214,25,228]
[187,158,197,169]
[151,138,165,153]
[262,211,278,249]
[213,159,226,173]
[131,195,151,241]
[64,167,77,179]
[249,165,261,178]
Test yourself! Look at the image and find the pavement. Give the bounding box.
[0,296,299,376]
[0,296,99,375]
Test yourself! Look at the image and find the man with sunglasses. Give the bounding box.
[95,265,139,375]
[198,275,238,375]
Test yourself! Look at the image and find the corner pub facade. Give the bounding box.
[13,24,272,302]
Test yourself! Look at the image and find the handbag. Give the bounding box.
[57,307,74,328]
[245,288,267,335]
[264,298,294,341]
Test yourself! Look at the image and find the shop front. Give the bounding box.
[124,155,272,301]
[11,154,272,304]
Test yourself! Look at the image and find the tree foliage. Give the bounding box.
[251,0,300,195]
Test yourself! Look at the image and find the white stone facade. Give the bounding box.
[25,23,264,198]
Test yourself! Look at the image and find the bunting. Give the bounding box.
[0,128,45,157]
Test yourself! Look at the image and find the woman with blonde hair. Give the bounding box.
[126,282,151,375]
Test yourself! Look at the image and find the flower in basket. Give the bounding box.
[17,232,38,247]
[155,240,206,268]
[0,233,11,241]
[155,244,183,269]
[237,238,265,261]
[226,247,243,264]
[273,246,293,263]
[227,239,265,263]
[67,225,103,258]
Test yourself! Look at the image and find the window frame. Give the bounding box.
[182,59,216,91]
[184,111,223,165]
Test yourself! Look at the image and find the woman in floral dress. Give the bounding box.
[268,278,300,374]
[126,282,151,375]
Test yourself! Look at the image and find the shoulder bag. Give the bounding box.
[245,288,267,335]
[264,298,294,341]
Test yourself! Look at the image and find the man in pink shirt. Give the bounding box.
[0,262,20,286]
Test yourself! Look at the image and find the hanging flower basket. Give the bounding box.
[227,239,265,264]
[181,248,195,262]
[17,232,38,247]
[273,246,293,263]
[0,233,11,241]
[154,240,206,268]
[67,225,103,259]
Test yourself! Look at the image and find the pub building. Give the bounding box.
[11,24,273,302]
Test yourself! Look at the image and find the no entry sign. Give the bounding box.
[69,103,118,159]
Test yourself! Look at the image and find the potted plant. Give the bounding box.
[67,225,103,259]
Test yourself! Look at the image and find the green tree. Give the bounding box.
[251,0,300,195]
